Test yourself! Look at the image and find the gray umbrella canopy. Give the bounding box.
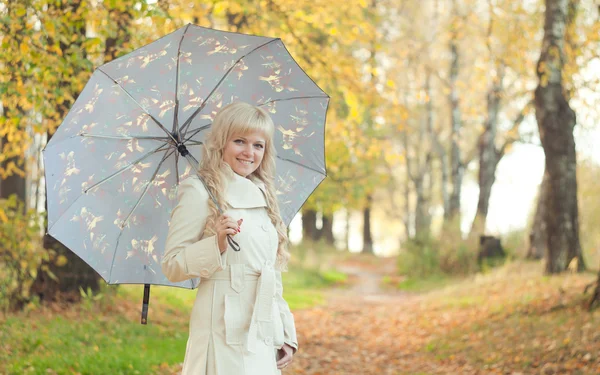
[43,24,329,289]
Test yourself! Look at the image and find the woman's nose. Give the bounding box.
[242,144,253,155]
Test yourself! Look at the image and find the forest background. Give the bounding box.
[2,0,600,374]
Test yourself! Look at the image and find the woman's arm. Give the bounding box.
[275,271,298,352]
[161,177,224,283]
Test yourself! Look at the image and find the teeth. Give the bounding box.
[238,159,253,165]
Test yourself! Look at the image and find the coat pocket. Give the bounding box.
[224,294,244,345]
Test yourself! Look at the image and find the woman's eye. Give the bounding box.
[234,139,244,144]
[254,144,264,149]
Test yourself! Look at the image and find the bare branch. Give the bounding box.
[498,98,535,157]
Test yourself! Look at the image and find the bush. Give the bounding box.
[0,195,56,311]
[398,231,478,278]
[398,236,440,278]
[501,229,527,259]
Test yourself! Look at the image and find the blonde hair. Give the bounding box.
[198,101,291,269]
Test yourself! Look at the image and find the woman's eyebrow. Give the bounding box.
[237,136,265,144]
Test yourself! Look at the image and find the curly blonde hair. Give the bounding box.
[198,101,290,269]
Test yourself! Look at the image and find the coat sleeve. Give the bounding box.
[275,271,298,352]
[161,177,224,283]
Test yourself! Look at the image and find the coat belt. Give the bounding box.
[209,261,277,353]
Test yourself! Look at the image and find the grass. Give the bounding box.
[0,262,346,375]
[395,274,453,293]
[1,301,188,375]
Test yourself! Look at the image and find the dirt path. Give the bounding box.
[328,259,413,304]
[286,258,459,375]
[286,261,600,375]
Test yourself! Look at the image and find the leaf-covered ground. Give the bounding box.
[283,260,600,375]
[3,258,600,375]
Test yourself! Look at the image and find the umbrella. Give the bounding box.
[42,24,329,324]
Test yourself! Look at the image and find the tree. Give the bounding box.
[0,0,30,205]
[527,173,548,260]
[28,0,104,301]
[534,0,584,273]
[470,0,539,238]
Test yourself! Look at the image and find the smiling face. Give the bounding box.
[222,131,267,177]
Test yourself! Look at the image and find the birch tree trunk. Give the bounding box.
[471,64,504,235]
[447,0,464,225]
[534,0,584,273]
[527,172,548,260]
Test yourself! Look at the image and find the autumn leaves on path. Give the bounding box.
[287,260,600,375]
[289,257,439,375]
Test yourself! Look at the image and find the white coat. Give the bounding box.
[161,171,298,375]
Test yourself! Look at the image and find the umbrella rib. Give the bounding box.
[83,142,171,194]
[46,142,171,235]
[276,155,326,176]
[173,23,191,138]
[108,147,176,282]
[183,124,211,143]
[97,68,179,145]
[185,140,203,146]
[80,133,171,141]
[258,95,329,106]
[179,38,279,139]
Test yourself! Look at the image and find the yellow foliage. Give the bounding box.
[0,196,49,310]
[56,255,68,267]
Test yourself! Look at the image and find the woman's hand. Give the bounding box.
[216,214,242,253]
[276,343,295,370]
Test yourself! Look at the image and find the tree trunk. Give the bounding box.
[0,3,28,206]
[362,194,374,254]
[0,139,27,205]
[433,132,450,223]
[321,214,335,246]
[302,209,318,242]
[471,64,504,236]
[588,269,600,310]
[416,71,434,238]
[345,209,350,251]
[447,2,464,225]
[403,126,412,239]
[527,171,548,259]
[534,0,584,273]
[414,176,428,238]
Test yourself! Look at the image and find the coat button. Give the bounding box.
[261,224,268,232]
[200,269,209,278]
[264,336,273,346]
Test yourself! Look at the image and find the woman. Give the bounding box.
[161,102,297,375]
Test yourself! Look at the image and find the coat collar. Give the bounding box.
[225,171,268,209]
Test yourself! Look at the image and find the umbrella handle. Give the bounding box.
[141,284,151,325]
[227,234,241,251]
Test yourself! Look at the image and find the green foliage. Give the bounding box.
[0,195,52,311]
[500,229,527,258]
[1,258,339,373]
[577,159,600,268]
[398,236,441,278]
[1,309,188,375]
[320,269,348,284]
[398,232,479,280]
